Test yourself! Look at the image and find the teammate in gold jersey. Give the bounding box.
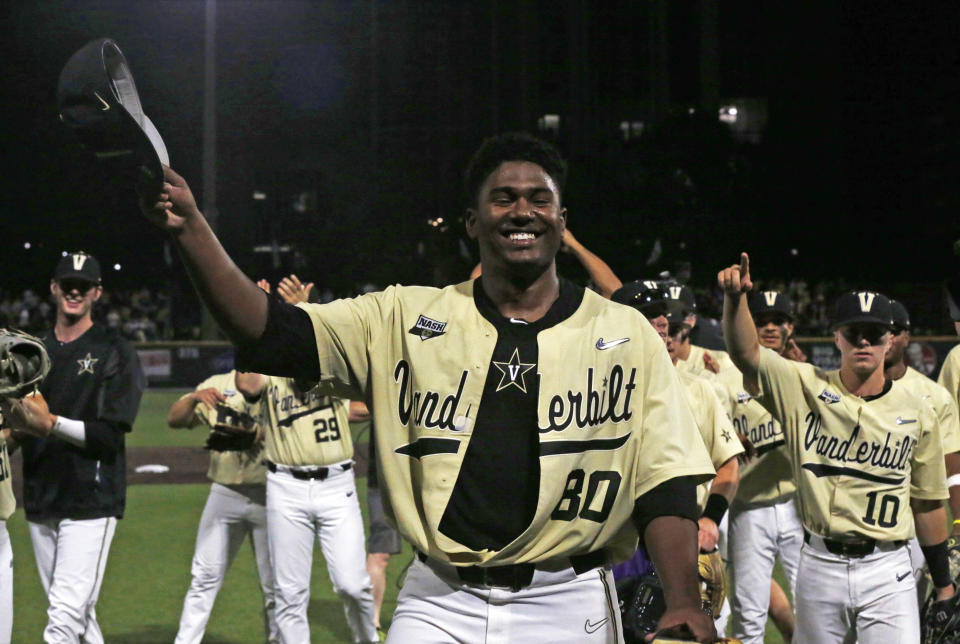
[724,289,804,644]
[883,300,960,589]
[167,370,277,644]
[720,252,955,643]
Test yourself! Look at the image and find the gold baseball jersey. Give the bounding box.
[190,371,266,486]
[756,348,948,542]
[937,344,960,413]
[899,366,960,455]
[0,439,14,521]
[677,345,737,417]
[729,371,796,506]
[260,376,354,468]
[678,371,744,512]
[296,281,715,565]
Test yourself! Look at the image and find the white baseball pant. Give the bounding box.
[175,483,278,644]
[388,556,621,643]
[0,520,12,644]
[28,516,116,644]
[795,535,919,644]
[266,464,377,643]
[727,497,803,643]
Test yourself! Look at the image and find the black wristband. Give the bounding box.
[701,493,729,526]
[921,540,953,589]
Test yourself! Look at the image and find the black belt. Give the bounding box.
[265,460,351,481]
[416,549,607,591]
[803,530,906,558]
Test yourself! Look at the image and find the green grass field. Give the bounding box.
[11,391,799,642]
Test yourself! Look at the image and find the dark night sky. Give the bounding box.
[2,1,959,301]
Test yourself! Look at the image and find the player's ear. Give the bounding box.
[465,207,478,239]
[558,206,567,226]
[49,280,58,296]
[92,286,103,302]
[833,330,842,350]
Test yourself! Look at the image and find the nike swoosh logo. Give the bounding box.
[93,91,111,111]
[596,337,629,350]
[584,617,609,634]
[896,571,910,582]
[895,416,916,425]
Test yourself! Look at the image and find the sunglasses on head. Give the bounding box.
[840,324,888,346]
[890,324,909,336]
[58,279,97,293]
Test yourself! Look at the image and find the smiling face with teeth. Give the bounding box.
[466,160,566,281]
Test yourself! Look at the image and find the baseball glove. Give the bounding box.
[0,329,50,398]
[697,549,727,618]
[617,573,666,644]
[203,402,260,452]
[921,588,960,644]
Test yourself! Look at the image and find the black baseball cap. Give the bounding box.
[831,291,892,329]
[612,280,670,318]
[57,38,169,193]
[749,290,795,320]
[889,299,910,330]
[54,252,102,285]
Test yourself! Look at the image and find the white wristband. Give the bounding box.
[51,417,86,447]
[947,473,960,489]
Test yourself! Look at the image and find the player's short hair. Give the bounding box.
[464,132,568,208]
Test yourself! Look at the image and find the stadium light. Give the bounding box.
[23,242,31,249]
[114,263,122,271]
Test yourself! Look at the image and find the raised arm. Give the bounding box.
[561,229,622,298]
[167,387,224,428]
[139,166,268,343]
[719,253,761,389]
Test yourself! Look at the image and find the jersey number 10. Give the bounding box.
[551,469,622,523]
[861,490,899,528]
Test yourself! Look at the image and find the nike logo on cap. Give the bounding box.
[895,416,916,425]
[584,617,609,634]
[596,337,629,350]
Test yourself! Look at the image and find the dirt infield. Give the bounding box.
[9,443,371,506]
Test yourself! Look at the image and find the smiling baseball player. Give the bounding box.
[720,253,956,643]
[140,132,719,642]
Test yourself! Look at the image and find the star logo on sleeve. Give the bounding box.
[77,353,99,375]
[721,429,733,443]
[491,348,536,393]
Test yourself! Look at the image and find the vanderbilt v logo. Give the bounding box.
[669,285,682,300]
[763,291,778,306]
[72,254,88,271]
[492,348,536,393]
[857,292,876,312]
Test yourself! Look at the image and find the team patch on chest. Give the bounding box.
[492,348,536,393]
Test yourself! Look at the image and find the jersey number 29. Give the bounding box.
[313,417,341,443]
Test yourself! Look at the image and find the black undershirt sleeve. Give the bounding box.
[234,293,321,382]
[632,475,700,543]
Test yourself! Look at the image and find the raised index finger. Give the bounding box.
[739,252,750,276]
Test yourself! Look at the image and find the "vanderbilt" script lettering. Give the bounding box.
[803,411,915,471]
[541,365,637,433]
[394,360,468,430]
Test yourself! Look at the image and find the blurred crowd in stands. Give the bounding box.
[0,275,952,342]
